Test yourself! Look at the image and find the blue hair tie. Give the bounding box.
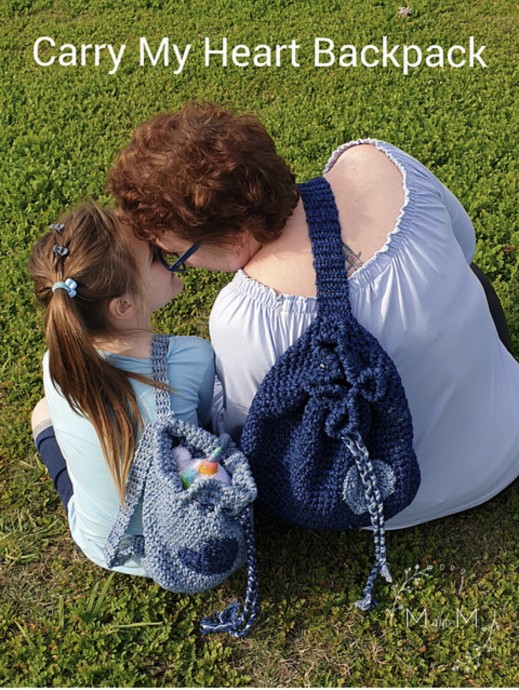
[52,278,77,298]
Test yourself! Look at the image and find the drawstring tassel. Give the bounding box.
[200,507,259,638]
[380,563,393,583]
[354,561,393,611]
[345,431,393,610]
[355,563,381,611]
[200,599,245,637]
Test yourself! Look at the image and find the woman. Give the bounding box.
[108,101,519,529]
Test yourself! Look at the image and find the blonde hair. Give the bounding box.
[30,203,152,503]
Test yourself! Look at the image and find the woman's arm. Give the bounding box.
[430,178,476,263]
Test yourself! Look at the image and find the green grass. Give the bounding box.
[1,0,518,686]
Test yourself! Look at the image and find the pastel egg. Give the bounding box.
[180,469,197,489]
[198,461,219,476]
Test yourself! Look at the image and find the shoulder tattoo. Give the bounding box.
[342,243,364,277]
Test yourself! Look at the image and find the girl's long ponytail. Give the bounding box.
[30,204,152,503]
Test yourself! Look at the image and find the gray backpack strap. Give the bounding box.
[104,335,171,567]
[151,334,174,417]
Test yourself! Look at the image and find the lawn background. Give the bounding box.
[0,0,518,687]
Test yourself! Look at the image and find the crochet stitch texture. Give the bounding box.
[105,335,258,636]
[241,176,421,608]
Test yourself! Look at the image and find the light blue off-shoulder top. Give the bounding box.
[210,140,519,529]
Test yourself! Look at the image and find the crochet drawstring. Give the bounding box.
[343,431,393,610]
[200,507,259,638]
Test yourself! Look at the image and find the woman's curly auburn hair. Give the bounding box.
[107,102,299,247]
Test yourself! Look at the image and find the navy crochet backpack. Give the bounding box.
[241,176,420,609]
[105,335,258,638]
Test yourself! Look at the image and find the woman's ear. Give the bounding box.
[107,295,136,321]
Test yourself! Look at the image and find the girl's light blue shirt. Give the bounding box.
[43,335,215,575]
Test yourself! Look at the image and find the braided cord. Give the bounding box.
[200,507,259,638]
[343,431,393,610]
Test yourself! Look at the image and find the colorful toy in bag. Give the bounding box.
[241,176,421,610]
[105,335,258,638]
[174,446,231,489]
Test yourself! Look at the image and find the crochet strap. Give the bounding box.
[104,422,155,567]
[299,177,394,608]
[104,335,172,567]
[298,177,352,318]
[151,334,174,417]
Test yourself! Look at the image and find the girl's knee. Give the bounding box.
[31,397,51,432]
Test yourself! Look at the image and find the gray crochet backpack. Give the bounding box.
[104,335,258,638]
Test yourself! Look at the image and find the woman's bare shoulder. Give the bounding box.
[325,142,404,261]
[246,142,407,294]
[325,142,402,188]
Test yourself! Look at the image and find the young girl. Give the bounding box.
[29,203,215,575]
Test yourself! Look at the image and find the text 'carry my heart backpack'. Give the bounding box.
[241,176,421,610]
[105,335,258,638]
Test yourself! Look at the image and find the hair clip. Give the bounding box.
[52,278,77,298]
[50,223,65,234]
[53,244,69,258]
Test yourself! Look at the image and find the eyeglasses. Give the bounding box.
[158,242,200,273]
